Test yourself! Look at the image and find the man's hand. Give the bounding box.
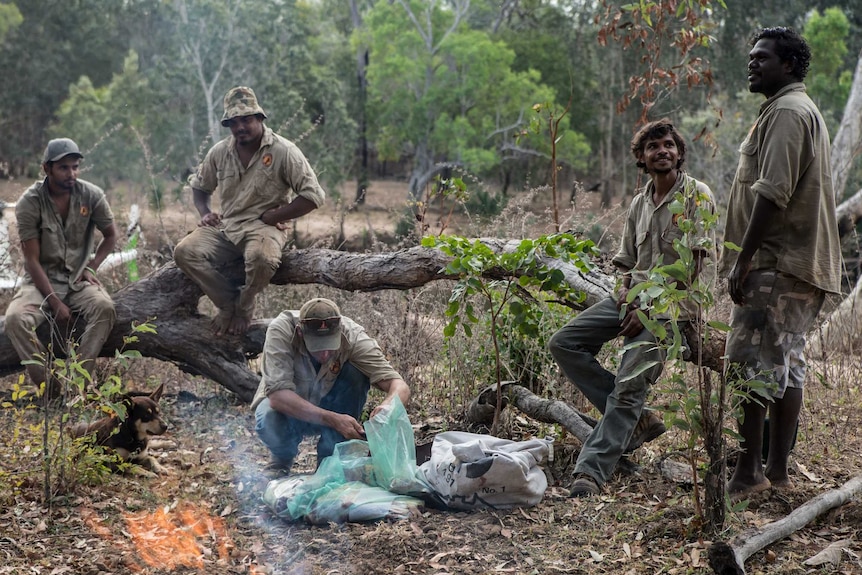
[51,300,72,324]
[80,268,101,286]
[261,206,289,230]
[369,401,393,420]
[615,287,631,311]
[618,306,645,338]
[199,212,222,227]
[728,257,752,305]
[328,412,366,440]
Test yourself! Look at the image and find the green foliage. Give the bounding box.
[624,183,729,531]
[423,232,597,428]
[358,0,573,196]
[0,320,158,505]
[804,7,853,133]
[0,2,22,42]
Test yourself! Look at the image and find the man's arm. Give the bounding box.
[192,187,221,226]
[369,377,410,419]
[268,388,366,440]
[79,222,120,286]
[728,194,780,305]
[20,238,71,322]
[260,196,318,228]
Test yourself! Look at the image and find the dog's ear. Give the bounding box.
[150,382,165,402]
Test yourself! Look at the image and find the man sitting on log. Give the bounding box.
[252,298,411,475]
[174,86,325,336]
[5,138,118,399]
[548,119,715,497]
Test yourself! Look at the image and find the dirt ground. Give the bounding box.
[2,364,861,575]
[1,179,862,574]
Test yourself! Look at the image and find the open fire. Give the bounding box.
[84,500,263,572]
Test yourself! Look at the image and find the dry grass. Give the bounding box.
[1,179,861,574]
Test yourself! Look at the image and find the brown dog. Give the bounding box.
[70,383,169,475]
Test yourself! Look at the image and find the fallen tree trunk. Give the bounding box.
[708,474,862,575]
[465,381,641,475]
[0,243,615,402]
[465,381,598,442]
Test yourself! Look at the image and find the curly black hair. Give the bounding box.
[630,118,686,174]
[751,27,811,81]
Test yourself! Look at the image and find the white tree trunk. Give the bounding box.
[831,49,862,201]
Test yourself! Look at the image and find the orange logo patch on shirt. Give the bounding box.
[329,360,341,375]
[262,153,273,167]
[80,205,89,217]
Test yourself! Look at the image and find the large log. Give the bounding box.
[0,243,616,402]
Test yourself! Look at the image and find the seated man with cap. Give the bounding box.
[252,298,411,474]
[174,86,326,336]
[5,138,118,398]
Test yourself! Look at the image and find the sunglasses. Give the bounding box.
[301,316,341,332]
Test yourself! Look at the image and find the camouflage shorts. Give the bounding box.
[725,270,825,399]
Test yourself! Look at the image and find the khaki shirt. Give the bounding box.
[190,127,325,245]
[15,178,114,288]
[613,172,716,319]
[719,83,841,294]
[251,311,403,410]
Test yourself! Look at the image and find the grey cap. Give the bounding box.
[43,138,83,163]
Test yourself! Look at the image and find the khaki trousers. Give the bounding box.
[5,282,116,382]
[174,225,287,319]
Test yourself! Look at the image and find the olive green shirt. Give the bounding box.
[190,126,326,245]
[15,178,114,288]
[251,311,403,410]
[719,83,842,294]
[613,172,716,319]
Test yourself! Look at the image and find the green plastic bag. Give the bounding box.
[262,397,429,524]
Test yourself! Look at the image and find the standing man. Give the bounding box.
[5,138,118,397]
[549,119,715,497]
[174,86,326,336]
[720,27,842,500]
[253,298,411,474]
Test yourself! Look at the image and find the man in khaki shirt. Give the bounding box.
[5,138,118,398]
[174,86,325,336]
[549,119,715,497]
[720,27,841,501]
[253,298,410,475]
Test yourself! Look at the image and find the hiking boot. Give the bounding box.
[569,473,600,498]
[263,457,294,478]
[625,410,666,453]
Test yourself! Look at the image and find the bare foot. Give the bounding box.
[227,315,251,335]
[728,477,771,503]
[211,312,232,336]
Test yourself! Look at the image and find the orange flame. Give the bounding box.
[84,501,244,572]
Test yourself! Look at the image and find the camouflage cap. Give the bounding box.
[42,138,83,163]
[220,86,267,127]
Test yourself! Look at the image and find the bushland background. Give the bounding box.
[2,2,862,574]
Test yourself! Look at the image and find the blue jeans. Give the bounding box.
[254,362,371,465]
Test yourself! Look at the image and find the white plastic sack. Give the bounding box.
[418,431,553,510]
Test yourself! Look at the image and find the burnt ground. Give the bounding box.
[2,366,862,575]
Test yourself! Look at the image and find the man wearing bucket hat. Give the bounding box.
[252,298,411,475]
[174,86,325,336]
[5,138,118,399]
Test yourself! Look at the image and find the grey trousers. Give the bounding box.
[548,297,667,484]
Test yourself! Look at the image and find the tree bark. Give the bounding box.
[831,49,862,203]
[708,474,862,575]
[0,243,615,402]
[464,381,640,475]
